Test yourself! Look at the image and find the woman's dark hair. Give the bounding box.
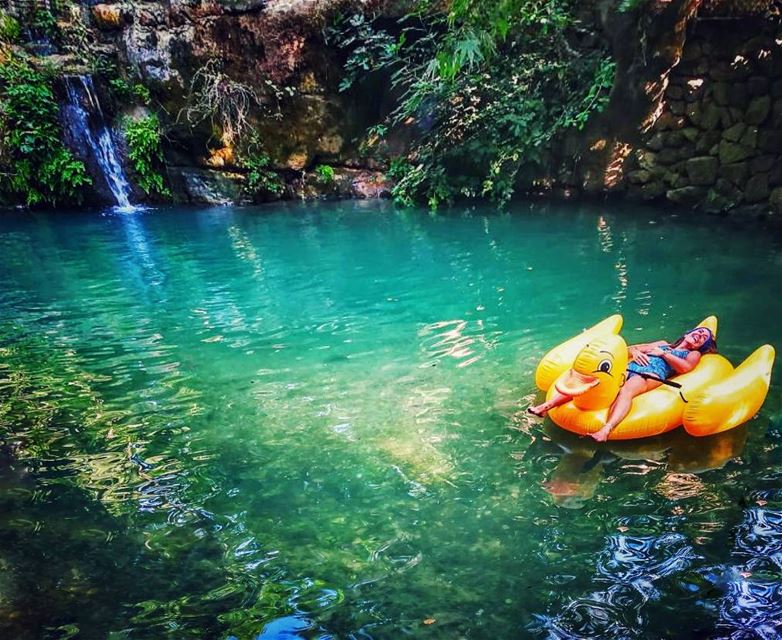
[672,327,718,354]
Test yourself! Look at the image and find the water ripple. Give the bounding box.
[715,578,782,640]
[734,508,782,571]
[533,532,697,639]
[596,533,697,598]
[1,202,782,639]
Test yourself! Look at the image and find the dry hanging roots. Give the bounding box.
[181,59,263,145]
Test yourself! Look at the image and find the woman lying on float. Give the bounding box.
[528,315,774,442]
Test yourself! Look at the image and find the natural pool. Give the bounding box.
[1,200,781,639]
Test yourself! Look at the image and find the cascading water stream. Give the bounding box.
[62,75,134,210]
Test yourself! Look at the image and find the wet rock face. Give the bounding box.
[88,0,390,203]
[91,4,126,30]
[514,1,781,217]
[289,167,393,200]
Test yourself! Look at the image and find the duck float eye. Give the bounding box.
[597,359,612,374]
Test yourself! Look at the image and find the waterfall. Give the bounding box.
[62,75,134,210]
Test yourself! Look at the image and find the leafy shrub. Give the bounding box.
[0,55,91,206]
[110,78,151,105]
[235,134,283,197]
[315,164,335,184]
[28,7,58,40]
[331,0,615,207]
[0,11,21,43]
[109,77,130,98]
[123,115,170,197]
[244,153,284,197]
[90,52,118,78]
[133,83,151,105]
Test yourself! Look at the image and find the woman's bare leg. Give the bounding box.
[528,390,573,417]
[590,376,661,442]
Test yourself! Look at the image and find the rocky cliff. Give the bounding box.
[80,0,395,203]
[3,0,781,212]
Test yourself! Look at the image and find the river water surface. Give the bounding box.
[1,201,781,639]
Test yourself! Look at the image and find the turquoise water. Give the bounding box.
[1,200,781,639]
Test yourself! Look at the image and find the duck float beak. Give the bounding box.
[555,369,600,397]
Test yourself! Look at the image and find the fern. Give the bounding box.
[0,54,91,206]
[331,0,616,207]
[123,115,170,197]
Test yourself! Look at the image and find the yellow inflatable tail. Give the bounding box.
[698,315,718,338]
[535,315,623,391]
[683,344,775,437]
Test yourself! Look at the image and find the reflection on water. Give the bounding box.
[532,423,775,638]
[540,425,749,508]
[0,201,781,639]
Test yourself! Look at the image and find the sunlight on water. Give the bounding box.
[0,200,781,639]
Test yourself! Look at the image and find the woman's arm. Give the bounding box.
[652,348,701,374]
[628,341,669,366]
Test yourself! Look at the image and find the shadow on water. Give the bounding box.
[703,486,782,640]
[525,421,782,639]
[529,527,698,638]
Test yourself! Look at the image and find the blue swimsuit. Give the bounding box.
[627,346,690,381]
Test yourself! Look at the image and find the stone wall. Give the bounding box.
[624,18,782,215]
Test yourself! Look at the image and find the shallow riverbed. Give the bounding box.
[1,200,781,639]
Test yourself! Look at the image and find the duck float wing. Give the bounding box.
[535,315,623,392]
[683,345,775,437]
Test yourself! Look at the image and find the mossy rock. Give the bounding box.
[666,186,706,206]
[685,156,718,186]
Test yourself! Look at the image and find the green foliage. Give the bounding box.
[559,57,615,130]
[0,55,91,206]
[243,153,284,197]
[238,135,283,197]
[330,13,401,93]
[359,123,388,154]
[109,77,130,98]
[133,83,151,105]
[315,164,335,184]
[31,8,58,38]
[332,0,616,207]
[110,78,152,105]
[89,52,117,78]
[618,0,650,12]
[0,11,21,43]
[122,115,170,197]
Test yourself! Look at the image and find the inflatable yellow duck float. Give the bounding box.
[534,315,775,440]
